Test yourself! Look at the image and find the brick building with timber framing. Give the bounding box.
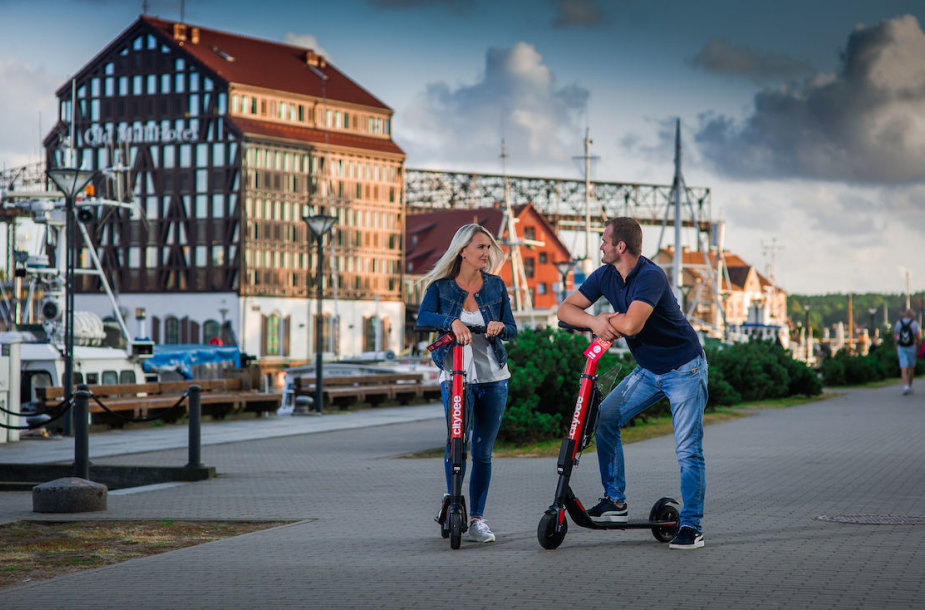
[44,15,406,369]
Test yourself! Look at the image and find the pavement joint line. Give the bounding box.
[108,482,190,496]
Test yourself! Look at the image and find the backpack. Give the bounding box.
[898,319,915,347]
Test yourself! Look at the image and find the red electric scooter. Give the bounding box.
[536,321,681,549]
[418,323,485,550]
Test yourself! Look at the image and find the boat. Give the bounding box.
[0,160,157,435]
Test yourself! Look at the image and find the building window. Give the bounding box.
[539,252,547,264]
[524,226,536,241]
[203,320,221,343]
[164,316,180,344]
[524,257,535,279]
[314,313,333,352]
[537,283,547,295]
[264,313,281,356]
[363,315,391,352]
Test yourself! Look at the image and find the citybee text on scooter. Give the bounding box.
[417,323,486,550]
[537,321,681,549]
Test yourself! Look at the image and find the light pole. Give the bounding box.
[304,213,336,415]
[554,260,574,304]
[47,165,95,472]
[804,305,812,363]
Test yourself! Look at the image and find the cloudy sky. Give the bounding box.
[1,0,923,295]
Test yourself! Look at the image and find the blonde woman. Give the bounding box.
[417,223,517,543]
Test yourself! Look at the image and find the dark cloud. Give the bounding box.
[689,37,813,84]
[399,42,590,170]
[695,15,925,184]
[552,0,606,27]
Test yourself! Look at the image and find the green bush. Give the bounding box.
[501,331,821,446]
[706,363,741,406]
[500,327,629,445]
[822,348,889,386]
[820,357,846,386]
[707,340,821,401]
[707,341,787,402]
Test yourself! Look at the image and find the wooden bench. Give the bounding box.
[37,378,281,424]
[293,373,441,408]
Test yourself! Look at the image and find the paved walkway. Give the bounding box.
[1,384,924,609]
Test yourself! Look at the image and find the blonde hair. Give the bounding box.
[420,223,504,288]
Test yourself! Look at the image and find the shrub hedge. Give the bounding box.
[499,329,821,446]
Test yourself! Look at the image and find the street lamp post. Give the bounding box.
[47,166,95,475]
[554,260,575,304]
[804,305,812,364]
[303,213,337,415]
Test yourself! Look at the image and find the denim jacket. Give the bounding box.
[416,271,517,371]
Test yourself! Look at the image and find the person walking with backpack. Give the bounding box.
[895,309,921,395]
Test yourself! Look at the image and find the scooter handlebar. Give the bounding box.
[558,321,591,333]
[414,324,486,335]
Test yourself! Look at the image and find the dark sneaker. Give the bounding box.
[587,497,628,523]
[669,526,704,550]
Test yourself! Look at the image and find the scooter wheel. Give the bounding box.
[649,497,681,543]
[537,511,567,549]
[449,512,463,549]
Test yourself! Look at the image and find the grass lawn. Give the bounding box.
[0,520,287,590]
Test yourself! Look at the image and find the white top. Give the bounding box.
[439,308,511,385]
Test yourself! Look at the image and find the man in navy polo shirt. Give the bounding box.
[558,217,708,549]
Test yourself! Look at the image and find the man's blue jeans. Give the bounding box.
[440,379,508,518]
[595,354,708,531]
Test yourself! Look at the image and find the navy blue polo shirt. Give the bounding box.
[578,256,702,374]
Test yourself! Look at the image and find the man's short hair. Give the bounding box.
[606,217,643,256]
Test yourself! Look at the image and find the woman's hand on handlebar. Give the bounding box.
[485,320,504,338]
[451,319,472,345]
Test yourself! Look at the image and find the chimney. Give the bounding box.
[305,50,326,68]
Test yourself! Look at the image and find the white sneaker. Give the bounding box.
[467,518,496,543]
[903,386,911,395]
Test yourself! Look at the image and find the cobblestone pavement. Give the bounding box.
[1,384,923,609]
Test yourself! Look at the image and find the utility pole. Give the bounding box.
[671,119,683,303]
[572,128,598,276]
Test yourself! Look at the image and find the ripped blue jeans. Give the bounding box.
[595,354,708,531]
[440,379,508,518]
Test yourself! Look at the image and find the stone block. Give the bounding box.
[32,477,108,513]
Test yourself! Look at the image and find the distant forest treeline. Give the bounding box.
[788,292,925,334]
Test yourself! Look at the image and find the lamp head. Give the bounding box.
[304,213,336,238]
[47,167,95,199]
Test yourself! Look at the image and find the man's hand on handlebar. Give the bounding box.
[591,313,623,342]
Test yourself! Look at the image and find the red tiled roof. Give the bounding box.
[228,117,405,156]
[140,16,391,111]
[405,208,506,275]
